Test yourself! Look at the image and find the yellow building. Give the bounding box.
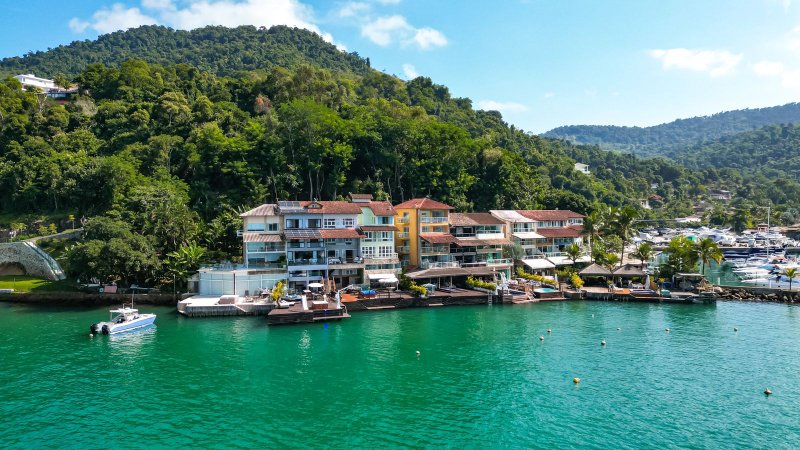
[393,198,454,268]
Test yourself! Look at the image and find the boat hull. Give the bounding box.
[103,314,157,335]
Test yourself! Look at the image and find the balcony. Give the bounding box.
[420,216,448,224]
[245,262,287,270]
[420,246,450,254]
[288,258,326,266]
[327,257,364,269]
[397,246,410,253]
[397,217,409,224]
[287,242,324,250]
[246,246,286,253]
[421,261,460,269]
[397,232,410,239]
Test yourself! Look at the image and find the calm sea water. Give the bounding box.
[1,301,799,449]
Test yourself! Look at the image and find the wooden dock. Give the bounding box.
[266,301,350,325]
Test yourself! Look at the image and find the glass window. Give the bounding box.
[285,219,300,229]
[267,223,278,231]
[308,219,321,229]
[324,218,336,228]
[246,223,265,231]
[343,218,355,228]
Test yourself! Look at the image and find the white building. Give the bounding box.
[14,74,55,91]
[352,194,401,281]
[574,162,590,174]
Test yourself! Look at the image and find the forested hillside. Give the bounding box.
[543,103,800,157]
[0,25,371,78]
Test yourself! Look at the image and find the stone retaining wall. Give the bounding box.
[0,242,65,281]
[0,292,176,306]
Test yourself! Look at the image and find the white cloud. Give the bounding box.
[360,14,446,49]
[543,92,556,99]
[374,0,401,4]
[402,63,418,79]
[69,0,349,48]
[476,100,529,113]
[411,28,447,49]
[649,48,743,77]
[753,60,785,76]
[338,2,370,18]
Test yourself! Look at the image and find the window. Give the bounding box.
[285,219,300,229]
[267,223,278,232]
[246,223,265,231]
[343,218,355,228]
[380,231,392,241]
[324,218,336,229]
[365,232,375,242]
[422,226,431,233]
[378,246,394,257]
[362,247,375,257]
[344,239,353,245]
[308,219,321,229]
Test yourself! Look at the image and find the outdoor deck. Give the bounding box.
[266,300,350,325]
[177,296,273,317]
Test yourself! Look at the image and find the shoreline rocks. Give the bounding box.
[717,287,798,304]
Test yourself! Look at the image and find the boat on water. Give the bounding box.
[90,304,156,335]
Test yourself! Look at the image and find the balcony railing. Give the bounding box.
[421,261,460,269]
[288,258,326,266]
[397,217,409,224]
[362,253,398,261]
[245,262,287,270]
[397,246,410,253]
[396,232,410,239]
[420,246,450,254]
[246,246,286,253]
[287,242,324,249]
[420,216,448,224]
[327,257,364,265]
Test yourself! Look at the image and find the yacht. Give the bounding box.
[90,305,156,335]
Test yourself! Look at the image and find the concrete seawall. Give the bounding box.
[0,292,176,306]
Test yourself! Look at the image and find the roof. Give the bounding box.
[406,267,468,279]
[420,234,458,244]
[516,210,585,221]
[612,264,646,277]
[240,204,277,217]
[284,229,322,240]
[297,201,362,214]
[521,258,556,270]
[394,198,453,210]
[536,226,583,238]
[242,233,282,243]
[319,229,365,239]
[449,213,505,226]
[349,193,373,200]
[579,263,613,276]
[490,210,534,223]
[512,231,546,240]
[455,237,512,247]
[359,225,398,232]
[364,201,396,216]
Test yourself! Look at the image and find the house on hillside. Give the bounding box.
[574,162,590,174]
[13,74,77,100]
[709,189,733,201]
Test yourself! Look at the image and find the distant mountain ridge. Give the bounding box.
[543,103,800,157]
[0,25,370,78]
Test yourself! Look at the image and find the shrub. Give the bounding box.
[466,276,496,291]
[408,283,427,297]
[516,268,557,287]
[570,273,584,289]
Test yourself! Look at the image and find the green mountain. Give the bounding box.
[543,103,800,157]
[0,25,371,78]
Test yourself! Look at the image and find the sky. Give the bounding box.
[2,0,800,133]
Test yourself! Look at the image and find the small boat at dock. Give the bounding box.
[90,304,156,335]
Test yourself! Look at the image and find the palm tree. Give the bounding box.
[565,243,582,269]
[582,208,607,261]
[502,243,525,272]
[695,238,723,275]
[601,253,620,270]
[784,267,798,291]
[610,206,640,265]
[630,242,653,267]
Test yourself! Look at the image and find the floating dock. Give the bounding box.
[177,296,273,317]
[266,300,350,325]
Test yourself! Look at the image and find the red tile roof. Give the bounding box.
[359,225,398,232]
[449,213,505,226]
[349,193,374,200]
[364,201,396,216]
[319,229,366,239]
[242,233,283,243]
[297,201,363,215]
[535,226,583,238]
[419,233,458,244]
[240,204,277,217]
[394,198,453,210]
[516,210,585,221]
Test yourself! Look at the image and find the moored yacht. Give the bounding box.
[90,305,156,335]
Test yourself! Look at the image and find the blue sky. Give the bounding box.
[2,0,800,133]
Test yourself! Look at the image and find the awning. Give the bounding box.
[522,258,555,270]
[420,234,458,244]
[547,256,574,266]
[368,273,396,280]
[513,232,546,240]
[242,233,282,243]
[378,276,399,283]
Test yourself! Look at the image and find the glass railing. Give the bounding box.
[420,246,450,254]
[397,217,410,224]
[421,261,460,269]
[397,246,410,253]
[288,258,326,266]
[397,232,410,238]
[420,217,448,224]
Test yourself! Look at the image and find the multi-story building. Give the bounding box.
[394,198,455,269]
[516,210,584,254]
[352,194,401,281]
[448,213,513,279]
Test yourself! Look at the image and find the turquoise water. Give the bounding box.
[2,301,800,449]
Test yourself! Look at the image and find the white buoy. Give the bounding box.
[547,329,552,334]
[616,327,621,331]
[416,350,420,357]
[665,328,671,332]
[539,336,544,341]
[764,388,772,396]
[601,340,606,346]
[573,377,581,384]
[734,327,738,332]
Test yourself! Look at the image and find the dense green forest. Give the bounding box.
[543,103,800,157]
[0,25,370,78]
[0,25,786,285]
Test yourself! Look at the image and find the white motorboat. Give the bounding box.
[90,304,156,335]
